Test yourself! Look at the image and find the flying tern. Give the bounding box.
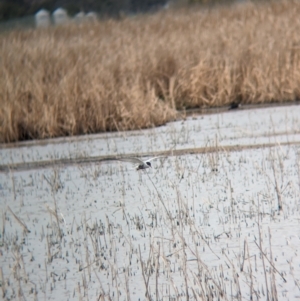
[116,157,161,170]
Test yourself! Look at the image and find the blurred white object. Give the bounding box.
[53,8,69,25]
[35,9,50,28]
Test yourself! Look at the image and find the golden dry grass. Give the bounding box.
[1,0,300,143]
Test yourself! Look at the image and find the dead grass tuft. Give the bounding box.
[1,0,300,142]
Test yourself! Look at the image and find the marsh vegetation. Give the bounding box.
[1,0,300,142]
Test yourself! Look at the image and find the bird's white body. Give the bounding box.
[117,157,160,170]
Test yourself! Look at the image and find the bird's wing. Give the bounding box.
[145,156,164,162]
[117,157,144,164]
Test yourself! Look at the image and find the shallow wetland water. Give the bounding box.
[1,105,300,300]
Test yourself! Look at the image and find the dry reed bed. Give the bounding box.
[1,0,300,142]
